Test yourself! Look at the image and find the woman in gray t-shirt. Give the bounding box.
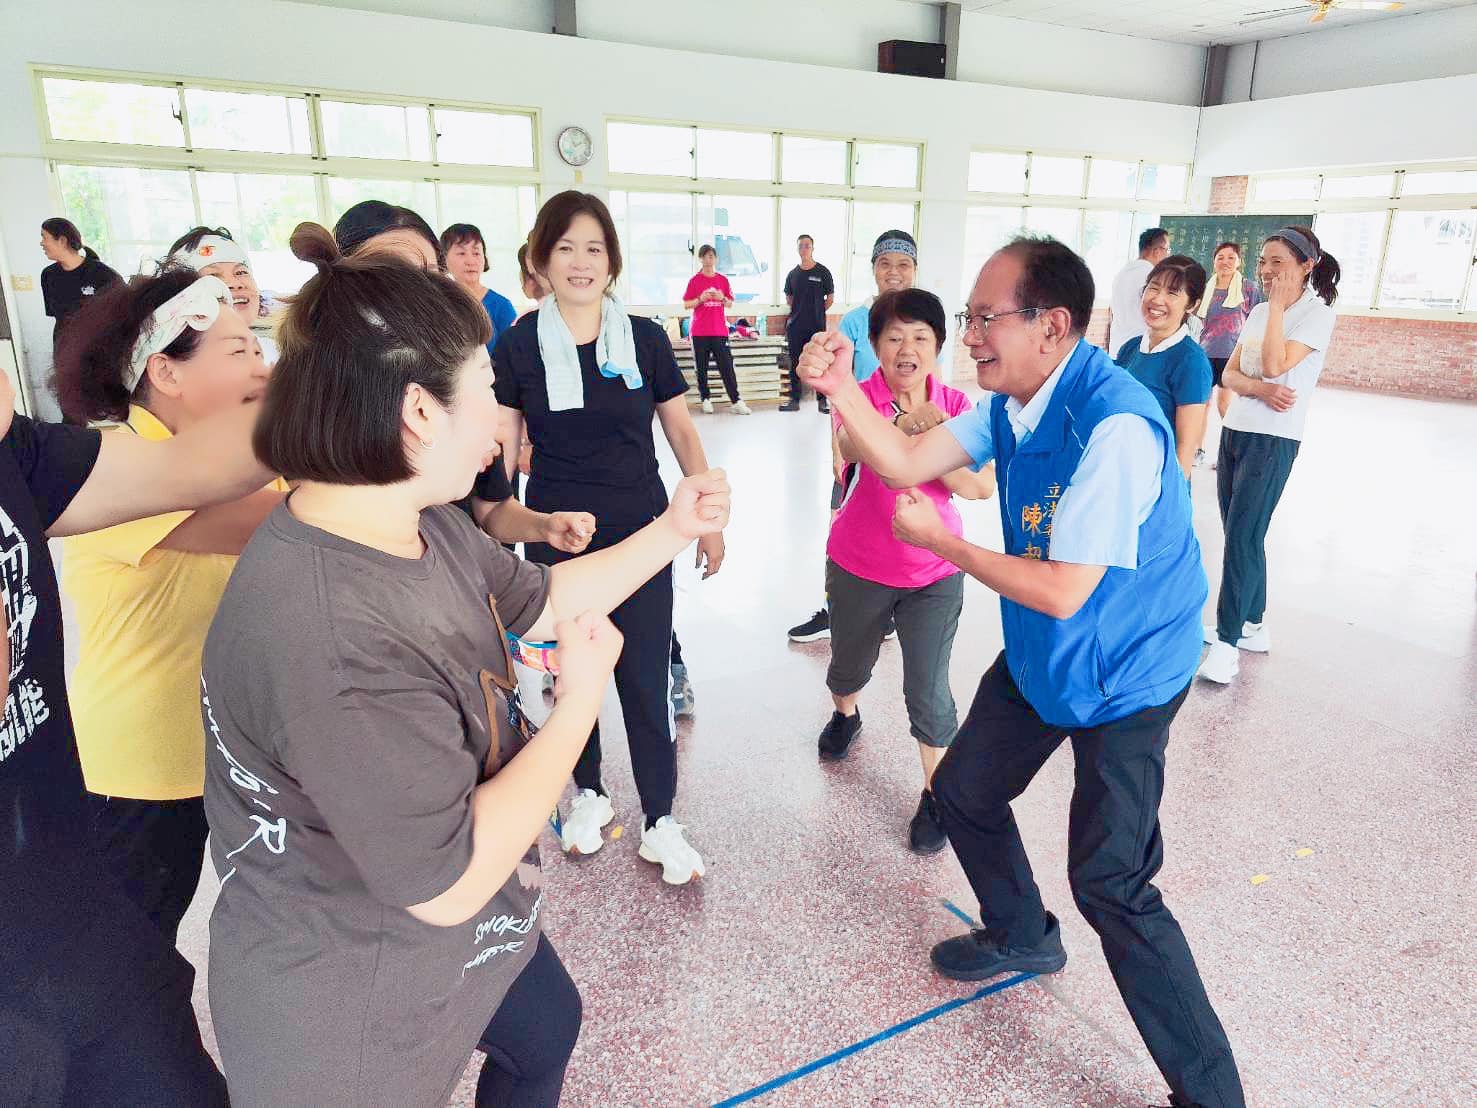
[201,225,730,1108]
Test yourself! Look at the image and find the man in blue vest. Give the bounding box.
[797,236,1244,1108]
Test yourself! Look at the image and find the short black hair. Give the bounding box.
[797,234,813,245]
[997,235,1095,336]
[1138,227,1169,254]
[334,201,444,269]
[697,243,716,260]
[1145,255,1209,328]
[440,223,489,272]
[868,287,946,353]
[527,191,623,288]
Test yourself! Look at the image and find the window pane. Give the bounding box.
[433,109,534,168]
[437,182,539,300]
[695,195,776,303]
[1132,210,1164,246]
[326,178,437,228]
[695,129,773,182]
[609,191,694,305]
[1139,163,1187,203]
[1312,211,1386,308]
[968,151,1027,194]
[778,198,847,304]
[1253,176,1318,202]
[854,143,919,189]
[55,164,194,278]
[196,172,320,300]
[1024,207,1081,251]
[1320,174,1394,200]
[1400,170,1477,197]
[961,206,1023,300]
[320,101,431,161]
[1029,156,1085,197]
[1378,209,1477,311]
[781,136,848,185]
[1082,210,1135,307]
[849,201,916,302]
[44,77,183,147]
[185,89,310,155]
[608,122,693,177]
[1087,159,1138,200]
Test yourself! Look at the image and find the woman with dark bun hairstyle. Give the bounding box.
[200,223,728,1107]
[40,216,121,340]
[1199,225,1340,685]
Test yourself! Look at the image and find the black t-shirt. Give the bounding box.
[452,456,515,520]
[492,313,688,530]
[783,263,835,335]
[40,252,122,335]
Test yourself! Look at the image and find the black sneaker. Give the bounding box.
[930,911,1068,982]
[817,397,830,413]
[817,709,862,761]
[908,789,948,855]
[787,608,830,643]
[778,400,800,412]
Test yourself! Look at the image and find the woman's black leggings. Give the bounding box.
[691,336,740,403]
[475,936,581,1108]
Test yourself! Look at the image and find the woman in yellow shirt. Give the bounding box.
[53,266,285,943]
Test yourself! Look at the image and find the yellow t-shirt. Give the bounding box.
[63,405,287,800]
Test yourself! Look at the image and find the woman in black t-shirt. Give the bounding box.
[39,218,121,341]
[495,191,725,885]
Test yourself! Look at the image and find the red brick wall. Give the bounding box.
[1322,316,1477,401]
[1209,176,1249,215]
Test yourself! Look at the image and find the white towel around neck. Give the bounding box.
[536,294,641,411]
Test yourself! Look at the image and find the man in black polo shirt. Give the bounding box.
[781,234,834,412]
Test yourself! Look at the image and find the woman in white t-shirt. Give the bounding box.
[1199,226,1340,685]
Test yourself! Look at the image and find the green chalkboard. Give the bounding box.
[1158,214,1316,274]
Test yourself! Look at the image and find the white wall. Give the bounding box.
[957,12,1208,106]
[0,0,1201,413]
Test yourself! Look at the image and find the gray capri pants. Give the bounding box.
[825,559,964,748]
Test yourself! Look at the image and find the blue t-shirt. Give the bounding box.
[838,302,879,382]
[481,287,518,352]
[1113,330,1212,428]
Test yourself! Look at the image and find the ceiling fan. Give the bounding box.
[1238,0,1404,26]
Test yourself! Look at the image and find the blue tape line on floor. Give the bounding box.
[711,972,1036,1106]
[941,898,977,927]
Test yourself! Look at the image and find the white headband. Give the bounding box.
[171,234,250,272]
[126,275,230,392]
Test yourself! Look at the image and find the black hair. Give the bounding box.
[41,217,83,252]
[797,234,813,245]
[333,201,445,269]
[872,229,917,258]
[1144,255,1209,329]
[869,288,946,353]
[1138,227,1169,254]
[1265,225,1341,306]
[1214,240,1243,259]
[527,191,623,288]
[697,243,716,260]
[440,223,489,272]
[164,225,238,260]
[997,235,1095,336]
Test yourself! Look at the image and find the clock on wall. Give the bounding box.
[557,126,594,167]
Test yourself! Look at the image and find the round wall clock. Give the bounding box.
[557,125,594,167]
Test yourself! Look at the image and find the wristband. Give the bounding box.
[507,634,559,675]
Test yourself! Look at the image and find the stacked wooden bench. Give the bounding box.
[672,337,795,405]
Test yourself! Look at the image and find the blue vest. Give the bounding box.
[991,340,1207,728]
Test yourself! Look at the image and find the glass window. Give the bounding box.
[849,201,917,303]
[1253,176,1319,202]
[960,206,1023,300]
[607,122,694,177]
[326,178,437,228]
[1024,207,1082,251]
[44,77,183,147]
[1320,174,1394,200]
[1400,169,1477,197]
[432,108,534,168]
[695,128,773,182]
[854,142,919,189]
[196,172,320,299]
[1087,159,1138,200]
[968,151,1028,194]
[781,136,848,185]
[1378,209,1477,311]
[436,182,539,299]
[1139,163,1188,203]
[55,163,195,278]
[1082,210,1135,307]
[185,89,311,155]
[1028,156,1085,197]
[609,191,694,305]
[695,195,777,304]
[320,100,431,161]
[1311,211,1387,309]
[1132,210,1165,246]
[778,198,848,297]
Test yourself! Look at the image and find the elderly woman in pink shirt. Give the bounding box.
[815,288,995,853]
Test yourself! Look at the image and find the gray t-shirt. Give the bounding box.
[201,502,550,1108]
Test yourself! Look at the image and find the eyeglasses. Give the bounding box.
[954,306,1052,336]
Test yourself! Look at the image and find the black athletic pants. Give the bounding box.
[475,936,581,1108]
[785,330,824,408]
[85,793,208,947]
[1214,427,1299,646]
[691,336,740,404]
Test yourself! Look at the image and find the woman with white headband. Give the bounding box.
[1198,225,1341,685]
[53,267,286,944]
[165,226,279,364]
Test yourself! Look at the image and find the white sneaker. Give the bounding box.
[730,401,752,415]
[700,399,714,414]
[1202,623,1270,653]
[1197,640,1240,684]
[560,789,614,855]
[637,816,705,885]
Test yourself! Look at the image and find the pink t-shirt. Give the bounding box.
[827,372,972,589]
[684,273,733,337]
